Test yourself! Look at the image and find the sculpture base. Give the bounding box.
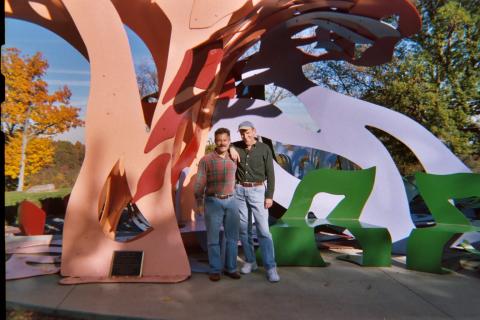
[59,274,190,285]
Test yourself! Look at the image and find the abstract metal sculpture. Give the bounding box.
[5,0,472,282]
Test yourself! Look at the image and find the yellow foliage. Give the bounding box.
[1,48,84,138]
[5,134,55,179]
[2,47,84,189]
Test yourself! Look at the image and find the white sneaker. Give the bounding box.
[266,267,280,282]
[240,261,258,274]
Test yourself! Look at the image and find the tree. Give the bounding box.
[5,133,54,182]
[26,140,86,189]
[2,48,84,190]
[136,62,158,97]
[306,0,479,175]
[265,84,292,104]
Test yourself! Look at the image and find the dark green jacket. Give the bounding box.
[233,140,275,199]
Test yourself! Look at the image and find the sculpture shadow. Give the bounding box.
[212,98,282,125]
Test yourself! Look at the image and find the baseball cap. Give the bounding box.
[238,121,255,130]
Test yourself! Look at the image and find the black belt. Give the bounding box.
[238,181,263,187]
[207,194,234,199]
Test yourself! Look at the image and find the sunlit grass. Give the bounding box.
[5,188,72,206]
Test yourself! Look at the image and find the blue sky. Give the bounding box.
[5,18,153,143]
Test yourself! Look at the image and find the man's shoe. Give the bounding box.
[224,271,241,279]
[240,261,258,274]
[209,273,221,281]
[266,267,280,282]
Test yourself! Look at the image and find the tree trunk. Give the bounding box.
[16,113,30,192]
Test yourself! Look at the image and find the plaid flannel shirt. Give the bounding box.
[194,151,237,205]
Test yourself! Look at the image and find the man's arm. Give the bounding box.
[229,145,240,162]
[193,158,207,214]
[264,146,275,208]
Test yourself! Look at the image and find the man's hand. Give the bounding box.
[264,198,273,209]
[196,203,205,216]
[229,146,240,163]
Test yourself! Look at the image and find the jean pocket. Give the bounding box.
[234,187,243,199]
[249,186,265,203]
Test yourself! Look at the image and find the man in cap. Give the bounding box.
[231,120,280,282]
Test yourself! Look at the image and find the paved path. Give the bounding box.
[6,251,480,320]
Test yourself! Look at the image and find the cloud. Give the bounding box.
[48,69,90,75]
[69,99,88,105]
[9,39,62,44]
[54,127,85,144]
[47,79,90,87]
[133,55,156,67]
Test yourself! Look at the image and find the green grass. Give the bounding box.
[5,188,72,206]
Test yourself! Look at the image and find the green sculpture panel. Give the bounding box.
[258,167,392,267]
[407,172,480,274]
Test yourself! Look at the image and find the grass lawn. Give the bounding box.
[5,188,72,206]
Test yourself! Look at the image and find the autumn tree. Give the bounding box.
[2,48,84,191]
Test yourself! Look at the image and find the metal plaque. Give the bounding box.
[110,251,144,277]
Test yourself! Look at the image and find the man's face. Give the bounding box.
[215,133,231,153]
[240,127,256,146]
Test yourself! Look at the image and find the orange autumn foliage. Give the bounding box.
[2,48,84,186]
[5,134,54,178]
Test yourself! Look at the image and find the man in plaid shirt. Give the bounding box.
[194,128,241,281]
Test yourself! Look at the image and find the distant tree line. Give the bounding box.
[5,140,85,191]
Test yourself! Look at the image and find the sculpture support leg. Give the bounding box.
[337,226,392,267]
[407,228,457,274]
[256,225,327,267]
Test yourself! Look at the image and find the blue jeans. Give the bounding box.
[235,184,276,270]
[204,196,239,274]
